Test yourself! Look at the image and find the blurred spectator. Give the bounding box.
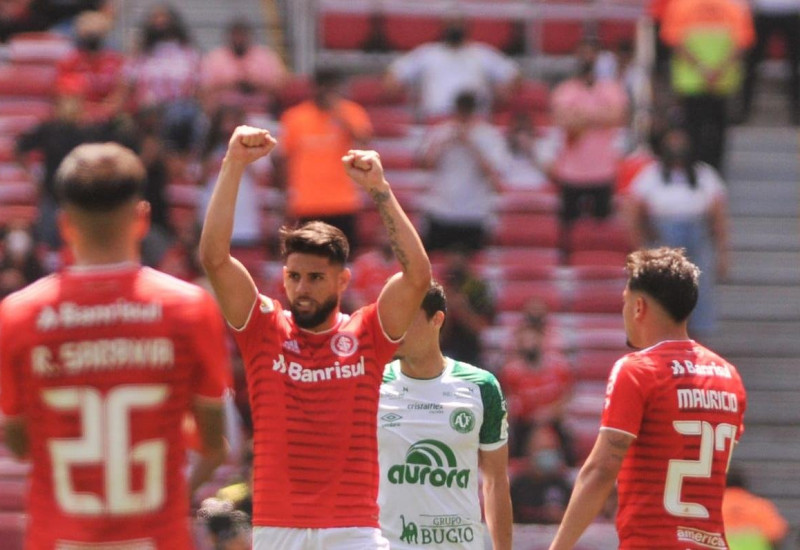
[197,498,251,550]
[385,18,519,119]
[16,84,115,248]
[273,68,371,249]
[510,425,573,525]
[198,105,268,248]
[0,0,46,42]
[660,0,754,171]
[625,126,729,338]
[740,0,800,124]
[648,0,677,79]
[438,250,495,367]
[56,10,124,122]
[0,225,45,297]
[723,466,789,550]
[35,0,112,34]
[504,111,548,189]
[550,39,629,259]
[498,320,575,461]
[123,4,204,154]
[419,91,508,253]
[347,232,397,311]
[201,18,287,113]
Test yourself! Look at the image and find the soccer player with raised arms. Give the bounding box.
[378,283,512,550]
[199,126,431,549]
[0,143,231,549]
[549,247,746,549]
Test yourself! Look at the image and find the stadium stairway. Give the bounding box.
[705,97,800,546]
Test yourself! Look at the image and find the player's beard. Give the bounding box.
[291,295,339,329]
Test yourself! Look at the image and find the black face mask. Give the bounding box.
[232,42,248,57]
[522,348,541,363]
[578,60,594,79]
[78,35,103,52]
[662,146,690,165]
[443,27,466,47]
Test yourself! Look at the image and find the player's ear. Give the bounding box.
[634,295,647,320]
[339,266,351,292]
[57,209,75,246]
[432,310,445,329]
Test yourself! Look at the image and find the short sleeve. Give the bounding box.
[0,302,23,417]
[479,373,509,450]
[191,292,232,400]
[600,356,650,438]
[477,45,518,84]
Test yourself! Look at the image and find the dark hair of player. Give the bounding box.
[421,282,447,321]
[279,221,350,266]
[625,247,700,323]
[55,142,146,212]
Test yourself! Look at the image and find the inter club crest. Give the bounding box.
[331,332,359,357]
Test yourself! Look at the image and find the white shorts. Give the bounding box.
[252,526,389,550]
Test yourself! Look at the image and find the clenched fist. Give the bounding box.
[225,125,277,165]
[342,150,388,192]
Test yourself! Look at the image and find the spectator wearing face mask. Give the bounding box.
[624,126,729,338]
[55,10,125,122]
[510,426,573,524]
[201,18,287,113]
[384,17,519,120]
[498,321,575,463]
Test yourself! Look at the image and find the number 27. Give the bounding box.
[664,420,737,519]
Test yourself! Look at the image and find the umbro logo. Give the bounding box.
[283,340,300,353]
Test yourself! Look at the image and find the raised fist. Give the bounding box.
[226,125,277,164]
[342,150,387,192]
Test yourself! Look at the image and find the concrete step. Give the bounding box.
[707,320,800,357]
[730,357,800,391]
[726,180,798,216]
[718,285,800,321]
[730,217,800,253]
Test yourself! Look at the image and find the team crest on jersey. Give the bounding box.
[450,408,476,433]
[331,332,358,357]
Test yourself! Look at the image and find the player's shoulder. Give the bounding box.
[0,274,59,320]
[136,268,213,303]
[448,359,501,389]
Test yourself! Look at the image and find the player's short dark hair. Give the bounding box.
[626,247,699,323]
[280,221,349,265]
[55,142,146,212]
[421,282,447,320]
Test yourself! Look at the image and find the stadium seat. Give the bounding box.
[467,18,514,51]
[0,115,41,137]
[568,279,626,314]
[495,280,565,313]
[0,65,58,98]
[0,182,37,206]
[570,348,625,380]
[567,217,632,254]
[0,99,53,119]
[383,15,444,51]
[567,250,629,268]
[492,213,559,248]
[0,479,26,512]
[496,189,559,214]
[276,75,312,113]
[597,19,638,50]
[767,35,786,60]
[474,246,560,270]
[0,206,37,227]
[539,20,584,55]
[0,512,25,550]
[0,138,13,163]
[7,32,73,65]
[347,75,406,106]
[320,12,373,50]
[366,106,413,138]
[503,79,551,114]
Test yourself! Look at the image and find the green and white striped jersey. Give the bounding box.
[377,357,508,549]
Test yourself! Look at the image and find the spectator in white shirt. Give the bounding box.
[385,18,519,120]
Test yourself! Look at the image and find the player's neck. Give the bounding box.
[70,240,140,267]
[642,323,691,349]
[400,352,446,380]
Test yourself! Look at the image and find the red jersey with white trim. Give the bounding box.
[601,340,746,549]
[0,264,231,550]
[232,295,399,528]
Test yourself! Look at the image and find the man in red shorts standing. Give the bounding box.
[199,126,431,549]
[549,247,746,549]
[0,143,230,549]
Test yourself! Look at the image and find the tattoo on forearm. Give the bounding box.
[370,188,410,272]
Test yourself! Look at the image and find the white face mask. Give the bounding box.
[5,229,33,258]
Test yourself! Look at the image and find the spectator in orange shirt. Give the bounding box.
[723,466,789,550]
[660,0,754,171]
[274,69,372,249]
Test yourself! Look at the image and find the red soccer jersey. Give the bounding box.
[499,353,572,419]
[232,296,399,528]
[601,340,746,549]
[0,264,230,550]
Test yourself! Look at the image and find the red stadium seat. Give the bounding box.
[320,12,372,50]
[0,182,37,205]
[492,213,559,248]
[0,479,26,511]
[568,279,626,314]
[507,79,551,113]
[570,348,625,380]
[567,217,632,253]
[767,35,786,60]
[496,189,559,214]
[276,75,312,112]
[0,99,53,119]
[598,19,638,50]
[540,20,584,55]
[495,280,565,313]
[7,32,73,65]
[567,250,629,268]
[0,206,37,227]
[384,15,444,51]
[474,246,560,270]
[347,75,406,106]
[0,65,58,97]
[467,18,514,51]
[366,106,413,138]
[0,512,25,550]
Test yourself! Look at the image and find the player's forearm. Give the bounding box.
[199,158,247,270]
[369,182,431,288]
[548,462,617,550]
[483,477,513,550]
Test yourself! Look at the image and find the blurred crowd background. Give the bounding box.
[0,0,796,548]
